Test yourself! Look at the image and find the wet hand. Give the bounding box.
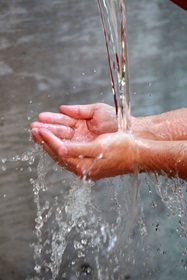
[31,128,138,181]
[30,103,118,143]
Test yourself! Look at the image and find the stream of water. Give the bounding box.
[29,3,142,278]
[29,1,186,279]
[98,0,131,131]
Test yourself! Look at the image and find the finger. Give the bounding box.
[32,129,96,176]
[38,128,100,158]
[32,128,60,162]
[59,104,99,119]
[30,122,74,139]
[31,128,41,144]
[38,112,77,127]
[32,129,93,172]
[32,128,104,180]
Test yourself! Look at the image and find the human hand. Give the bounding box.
[30,103,118,143]
[30,102,159,143]
[31,128,138,180]
[31,103,187,180]
[30,103,140,180]
[30,102,158,180]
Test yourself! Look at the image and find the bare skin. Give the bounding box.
[30,103,187,180]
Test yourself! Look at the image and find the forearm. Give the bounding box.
[137,138,187,179]
[132,108,187,141]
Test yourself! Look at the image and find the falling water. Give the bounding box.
[98,0,131,131]
[98,0,142,250]
[29,1,141,279]
[27,1,187,279]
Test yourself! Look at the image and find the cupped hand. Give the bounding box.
[30,103,118,143]
[31,128,138,180]
[30,102,160,180]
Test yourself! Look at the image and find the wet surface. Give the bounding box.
[0,0,187,279]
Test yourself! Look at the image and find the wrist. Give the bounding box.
[135,138,178,177]
[134,138,160,174]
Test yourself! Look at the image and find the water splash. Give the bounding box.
[1,1,142,278]
[24,0,187,279]
[147,173,187,219]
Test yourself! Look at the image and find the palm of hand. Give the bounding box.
[70,104,118,142]
[30,103,139,180]
[70,119,95,142]
[31,103,117,143]
[32,127,137,180]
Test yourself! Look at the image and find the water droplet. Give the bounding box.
[30,178,35,184]
[22,153,29,161]
[2,165,7,171]
[29,156,35,165]
[53,165,59,171]
[74,241,84,250]
[57,208,62,214]
[34,265,41,274]
[148,83,151,86]
[140,225,147,237]
[78,251,85,258]
[77,218,86,230]
[81,239,87,245]
[1,157,6,164]
[78,154,84,159]
[82,72,85,76]
[97,153,103,159]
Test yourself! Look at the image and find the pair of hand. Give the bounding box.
[30,103,155,180]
